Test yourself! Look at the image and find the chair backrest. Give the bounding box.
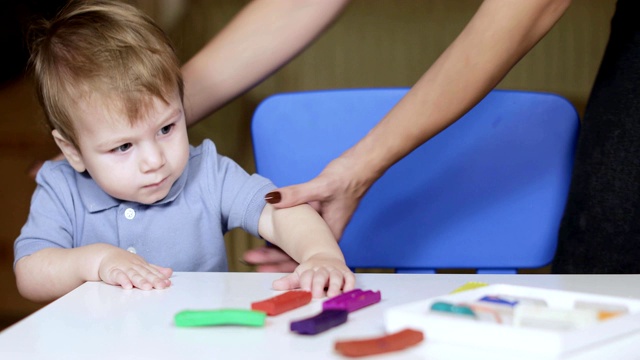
[251,88,579,274]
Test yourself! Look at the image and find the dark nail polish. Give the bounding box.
[265,191,282,204]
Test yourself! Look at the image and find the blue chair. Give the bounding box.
[251,88,579,274]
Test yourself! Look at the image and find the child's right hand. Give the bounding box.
[98,247,172,290]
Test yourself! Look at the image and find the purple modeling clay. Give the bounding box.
[322,289,381,312]
[290,310,348,335]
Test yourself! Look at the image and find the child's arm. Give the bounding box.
[258,203,356,298]
[14,244,172,303]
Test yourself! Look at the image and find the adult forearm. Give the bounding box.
[14,245,106,303]
[182,0,350,124]
[341,0,571,185]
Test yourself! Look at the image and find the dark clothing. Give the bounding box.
[554,0,640,273]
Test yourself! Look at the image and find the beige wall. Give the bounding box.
[163,0,616,271]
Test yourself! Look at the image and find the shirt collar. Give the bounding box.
[76,161,189,213]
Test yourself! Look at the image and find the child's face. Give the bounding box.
[69,91,189,204]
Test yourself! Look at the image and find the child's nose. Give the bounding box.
[140,143,165,172]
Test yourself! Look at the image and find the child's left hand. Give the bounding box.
[272,254,356,298]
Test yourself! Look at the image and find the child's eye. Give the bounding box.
[113,143,132,153]
[160,124,174,135]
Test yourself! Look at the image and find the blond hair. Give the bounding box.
[28,0,184,149]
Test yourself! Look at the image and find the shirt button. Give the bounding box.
[124,208,136,220]
[127,247,137,254]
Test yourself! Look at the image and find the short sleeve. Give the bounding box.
[14,162,76,267]
[199,140,276,237]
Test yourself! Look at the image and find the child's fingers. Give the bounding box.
[150,264,172,277]
[149,264,173,287]
[343,270,356,292]
[108,268,134,290]
[145,264,173,289]
[325,269,347,298]
[297,269,315,293]
[128,270,153,290]
[135,266,172,290]
[272,273,300,290]
[310,268,330,298]
[148,275,170,289]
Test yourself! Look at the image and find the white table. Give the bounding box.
[1,272,639,359]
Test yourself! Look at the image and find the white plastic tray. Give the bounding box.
[384,284,640,356]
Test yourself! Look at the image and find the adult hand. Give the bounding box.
[245,156,376,273]
[265,156,374,240]
[243,156,372,273]
[242,245,299,272]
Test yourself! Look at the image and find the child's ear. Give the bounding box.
[52,130,86,173]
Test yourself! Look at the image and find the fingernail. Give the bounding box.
[265,191,281,204]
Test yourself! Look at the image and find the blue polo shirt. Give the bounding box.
[14,139,275,271]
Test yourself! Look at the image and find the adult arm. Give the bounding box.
[182,0,350,124]
[268,0,573,239]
